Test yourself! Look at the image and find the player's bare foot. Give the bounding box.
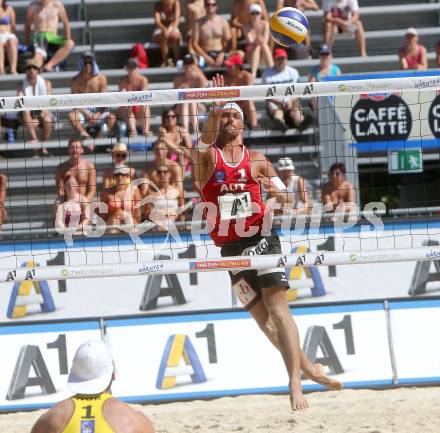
[289,381,308,411]
[309,363,343,390]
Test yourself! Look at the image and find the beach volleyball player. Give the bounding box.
[191,75,342,410]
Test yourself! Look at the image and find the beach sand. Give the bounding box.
[1,387,438,433]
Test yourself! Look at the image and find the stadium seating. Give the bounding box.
[0,0,439,237]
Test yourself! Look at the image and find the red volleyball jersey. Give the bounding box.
[201,145,265,247]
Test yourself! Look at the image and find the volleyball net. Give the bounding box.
[1,74,440,282]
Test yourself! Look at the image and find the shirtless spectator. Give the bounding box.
[153,0,182,66]
[399,28,427,71]
[243,4,273,80]
[323,0,366,57]
[0,172,6,230]
[55,138,97,206]
[102,142,136,189]
[321,162,356,212]
[0,1,18,74]
[224,54,258,129]
[100,165,142,233]
[277,0,318,10]
[192,0,231,67]
[173,54,208,132]
[185,0,205,54]
[54,176,90,232]
[18,59,52,153]
[25,0,75,72]
[68,52,116,151]
[230,0,267,50]
[116,58,151,137]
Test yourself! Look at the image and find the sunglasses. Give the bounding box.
[320,53,330,56]
[26,65,39,71]
[83,59,93,65]
[114,153,127,158]
[205,2,217,6]
[250,11,261,15]
[158,169,169,173]
[164,114,176,119]
[114,173,128,177]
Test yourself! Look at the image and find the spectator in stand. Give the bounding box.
[185,0,205,54]
[0,171,6,230]
[308,44,341,81]
[243,4,273,80]
[277,0,318,10]
[0,0,17,74]
[436,41,440,68]
[230,0,268,51]
[192,0,231,67]
[323,0,366,57]
[117,58,151,137]
[130,43,148,69]
[156,108,192,178]
[173,54,208,132]
[102,142,136,189]
[17,58,53,154]
[100,165,142,233]
[153,0,182,66]
[321,162,356,212]
[54,175,90,232]
[142,164,183,229]
[262,48,312,130]
[68,52,116,151]
[224,53,258,129]
[278,157,309,211]
[25,0,75,72]
[55,138,97,206]
[399,28,427,71]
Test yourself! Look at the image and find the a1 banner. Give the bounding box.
[0,321,101,411]
[107,304,393,402]
[389,299,440,385]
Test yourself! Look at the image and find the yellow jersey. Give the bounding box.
[61,392,116,433]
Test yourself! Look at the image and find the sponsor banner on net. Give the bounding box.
[425,249,440,259]
[49,95,104,107]
[338,82,392,93]
[127,92,153,105]
[348,252,402,263]
[178,89,240,101]
[138,263,164,274]
[60,267,114,277]
[414,76,440,90]
[189,258,251,270]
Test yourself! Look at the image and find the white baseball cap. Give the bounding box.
[68,340,114,395]
[249,3,262,14]
[406,27,418,36]
[222,102,244,120]
[278,157,295,171]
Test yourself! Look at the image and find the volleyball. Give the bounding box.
[269,7,309,47]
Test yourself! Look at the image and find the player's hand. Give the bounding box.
[211,73,224,89]
[211,74,225,109]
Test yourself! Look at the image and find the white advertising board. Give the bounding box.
[106,303,393,402]
[390,299,440,385]
[0,321,101,411]
[0,221,440,322]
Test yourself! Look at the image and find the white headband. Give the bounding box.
[222,102,244,120]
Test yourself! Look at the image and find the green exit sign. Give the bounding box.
[388,148,423,174]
